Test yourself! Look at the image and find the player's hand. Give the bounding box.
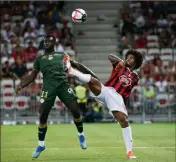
[115,60,125,71]
[15,86,22,95]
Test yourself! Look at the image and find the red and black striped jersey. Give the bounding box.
[104,64,139,99]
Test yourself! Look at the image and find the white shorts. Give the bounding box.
[92,84,128,116]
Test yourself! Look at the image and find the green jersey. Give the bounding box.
[33,52,67,88]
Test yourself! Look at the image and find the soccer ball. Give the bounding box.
[72,8,87,23]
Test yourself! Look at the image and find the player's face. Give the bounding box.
[125,54,136,68]
[44,37,55,49]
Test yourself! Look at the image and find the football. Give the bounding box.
[72,8,87,23]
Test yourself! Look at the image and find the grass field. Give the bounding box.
[1,123,175,162]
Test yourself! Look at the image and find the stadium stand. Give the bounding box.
[0,1,175,124]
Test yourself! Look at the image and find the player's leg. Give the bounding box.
[63,55,102,96]
[32,90,56,158]
[57,84,87,149]
[104,88,136,159]
[112,111,136,159]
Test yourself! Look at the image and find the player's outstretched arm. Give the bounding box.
[70,60,99,80]
[108,54,123,65]
[16,69,38,94]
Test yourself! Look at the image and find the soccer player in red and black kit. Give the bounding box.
[63,49,143,159]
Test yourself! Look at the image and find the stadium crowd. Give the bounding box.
[0,1,103,122]
[119,1,176,113]
[1,1,175,122]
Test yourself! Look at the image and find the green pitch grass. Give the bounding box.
[1,123,175,162]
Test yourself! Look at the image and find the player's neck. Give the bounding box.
[45,49,54,55]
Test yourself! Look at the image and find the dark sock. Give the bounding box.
[73,117,83,133]
[38,126,47,141]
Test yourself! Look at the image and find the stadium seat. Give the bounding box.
[160,48,173,61]
[136,48,147,55]
[148,48,160,60]
[12,15,23,22]
[156,93,169,108]
[54,97,63,110]
[15,96,30,110]
[147,42,159,48]
[147,35,159,43]
[1,80,14,89]
[3,96,15,110]
[2,88,14,97]
[136,48,148,60]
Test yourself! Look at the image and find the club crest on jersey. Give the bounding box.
[48,55,53,60]
[119,75,132,87]
[68,88,74,94]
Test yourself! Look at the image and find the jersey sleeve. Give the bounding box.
[33,56,40,72]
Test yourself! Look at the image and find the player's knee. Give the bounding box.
[88,77,102,96]
[89,77,98,85]
[113,111,129,127]
[118,117,129,128]
[65,99,81,118]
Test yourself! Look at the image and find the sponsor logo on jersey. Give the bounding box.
[40,98,45,103]
[68,88,74,94]
[119,75,131,87]
[48,56,53,60]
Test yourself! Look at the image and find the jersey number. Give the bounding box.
[41,91,48,98]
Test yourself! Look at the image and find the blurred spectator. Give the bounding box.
[130,88,142,113]
[1,41,12,57]
[1,61,18,79]
[92,102,103,122]
[134,33,147,48]
[141,61,154,77]
[119,36,131,52]
[61,27,74,48]
[4,25,15,40]
[134,11,146,29]
[10,56,28,79]
[37,9,50,25]
[1,29,9,42]
[146,8,156,30]
[25,41,38,62]
[157,14,169,28]
[167,74,176,102]
[74,84,88,117]
[24,26,37,43]
[24,11,38,29]
[55,39,64,52]
[37,24,46,37]
[144,76,154,86]
[143,85,155,113]
[64,43,76,59]
[159,29,171,47]
[122,14,137,35]
[48,6,62,24]
[11,39,26,62]
[155,75,168,93]
[13,20,23,36]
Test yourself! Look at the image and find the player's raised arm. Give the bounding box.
[108,54,123,65]
[16,69,38,94]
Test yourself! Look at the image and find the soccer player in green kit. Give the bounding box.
[15,36,87,159]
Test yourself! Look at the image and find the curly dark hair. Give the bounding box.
[125,49,143,70]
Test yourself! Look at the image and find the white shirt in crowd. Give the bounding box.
[155,80,168,93]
